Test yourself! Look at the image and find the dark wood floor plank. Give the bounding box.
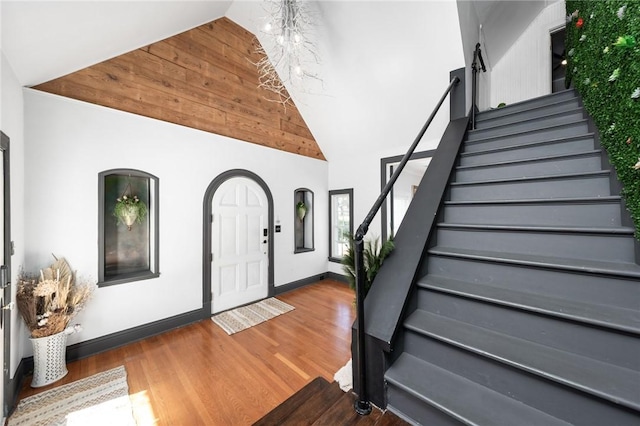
[311,385,383,426]
[253,377,330,426]
[276,378,345,425]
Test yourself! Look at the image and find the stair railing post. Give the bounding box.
[471,43,479,130]
[471,42,486,130]
[354,224,372,415]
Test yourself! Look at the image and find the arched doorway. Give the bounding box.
[203,170,274,314]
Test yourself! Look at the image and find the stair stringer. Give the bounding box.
[355,116,470,408]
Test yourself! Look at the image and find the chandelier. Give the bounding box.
[255,0,321,105]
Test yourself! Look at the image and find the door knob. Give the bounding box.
[0,298,11,329]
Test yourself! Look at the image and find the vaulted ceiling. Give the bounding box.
[31,17,324,160]
[1,1,550,163]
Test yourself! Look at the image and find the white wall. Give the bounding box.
[1,51,27,378]
[490,1,566,107]
[227,2,465,276]
[457,0,487,112]
[23,89,328,350]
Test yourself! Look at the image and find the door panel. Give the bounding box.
[212,177,268,313]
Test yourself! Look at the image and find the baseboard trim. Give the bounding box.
[326,271,349,284]
[275,273,327,295]
[69,308,207,362]
[5,358,28,418]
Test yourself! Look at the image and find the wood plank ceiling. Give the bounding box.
[33,17,325,160]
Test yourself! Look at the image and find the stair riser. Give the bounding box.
[443,202,623,227]
[415,292,639,369]
[468,111,584,141]
[475,100,582,130]
[449,175,611,201]
[455,155,602,183]
[477,91,578,121]
[435,228,636,263]
[387,387,464,426]
[463,122,589,153]
[426,255,639,309]
[401,332,639,425]
[460,137,596,166]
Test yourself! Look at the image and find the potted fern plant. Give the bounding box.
[342,234,394,298]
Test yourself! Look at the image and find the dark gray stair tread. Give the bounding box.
[436,223,635,235]
[469,108,584,136]
[404,311,640,410]
[475,98,581,126]
[476,90,578,120]
[456,150,602,171]
[465,119,588,144]
[386,353,573,426]
[450,169,610,187]
[428,246,640,279]
[418,276,640,334]
[444,195,622,206]
[461,133,596,158]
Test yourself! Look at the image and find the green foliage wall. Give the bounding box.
[565,1,640,238]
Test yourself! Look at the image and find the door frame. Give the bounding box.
[550,25,567,93]
[0,131,11,418]
[203,170,274,314]
[380,149,435,244]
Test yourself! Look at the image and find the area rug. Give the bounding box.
[8,365,136,426]
[212,297,295,335]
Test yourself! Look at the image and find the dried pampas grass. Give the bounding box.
[16,255,96,338]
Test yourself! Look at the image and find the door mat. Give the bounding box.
[212,298,295,335]
[8,365,135,426]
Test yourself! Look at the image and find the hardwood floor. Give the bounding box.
[16,279,365,425]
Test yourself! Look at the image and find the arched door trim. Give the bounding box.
[202,169,274,314]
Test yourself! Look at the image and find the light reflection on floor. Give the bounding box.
[335,301,355,330]
[129,390,158,425]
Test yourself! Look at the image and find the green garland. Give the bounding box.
[113,194,147,225]
[566,1,640,239]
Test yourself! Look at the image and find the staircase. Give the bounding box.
[384,90,640,425]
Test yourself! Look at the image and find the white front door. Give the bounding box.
[211,177,269,313]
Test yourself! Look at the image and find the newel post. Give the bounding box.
[353,224,372,415]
